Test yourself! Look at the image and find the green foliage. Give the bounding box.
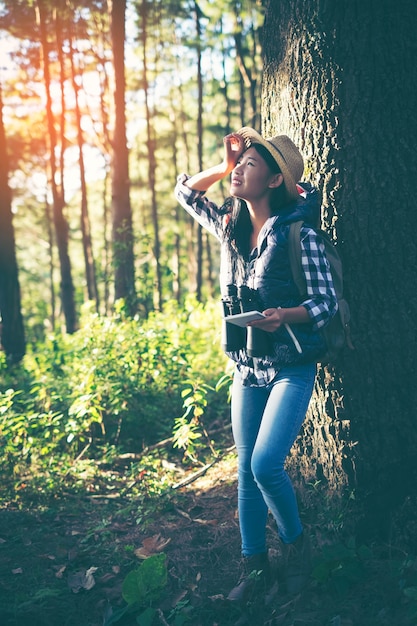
[173,381,213,459]
[122,553,168,607]
[172,367,233,460]
[102,554,168,626]
[0,298,229,497]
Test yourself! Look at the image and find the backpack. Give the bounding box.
[288,220,353,364]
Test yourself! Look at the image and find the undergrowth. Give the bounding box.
[1,300,417,625]
[0,297,231,502]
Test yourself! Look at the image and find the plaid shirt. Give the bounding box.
[175,174,337,386]
[298,228,337,331]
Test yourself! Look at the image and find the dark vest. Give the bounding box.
[247,214,326,365]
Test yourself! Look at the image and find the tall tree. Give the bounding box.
[84,4,113,313]
[0,0,265,330]
[37,0,77,333]
[232,0,260,128]
[69,31,99,309]
[138,0,163,311]
[262,0,417,538]
[194,0,204,301]
[0,84,25,363]
[110,0,136,314]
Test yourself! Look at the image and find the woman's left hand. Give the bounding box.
[248,306,310,332]
[248,308,285,332]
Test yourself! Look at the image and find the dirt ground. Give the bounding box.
[0,454,415,626]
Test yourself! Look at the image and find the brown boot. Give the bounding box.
[282,532,311,595]
[227,552,270,603]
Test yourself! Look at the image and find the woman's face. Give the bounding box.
[230,147,282,203]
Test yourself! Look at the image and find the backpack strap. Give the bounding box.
[288,220,307,296]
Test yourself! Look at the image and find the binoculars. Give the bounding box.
[221,284,272,357]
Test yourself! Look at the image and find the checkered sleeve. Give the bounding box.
[174,173,227,241]
[300,227,338,330]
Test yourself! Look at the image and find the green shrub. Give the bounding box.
[0,297,229,480]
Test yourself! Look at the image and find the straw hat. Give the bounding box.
[237,127,304,200]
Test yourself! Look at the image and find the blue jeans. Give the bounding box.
[231,363,316,556]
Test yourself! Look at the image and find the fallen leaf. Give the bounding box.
[134,534,171,559]
[54,565,66,579]
[68,566,98,593]
[84,566,98,590]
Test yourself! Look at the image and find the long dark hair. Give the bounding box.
[225,143,288,261]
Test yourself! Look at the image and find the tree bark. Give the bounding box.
[0,84,25,363]
[69,33,99,309]
[233,3,258,127]
[262,0,417,537]
[194,1,204,302]
[37,0,77,333]
[110,0,136,314]
[139,0,162,311]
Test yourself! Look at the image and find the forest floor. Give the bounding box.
[0,439,417,626]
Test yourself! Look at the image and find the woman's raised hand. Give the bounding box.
[184,133,246,191]
[223,133,246,172]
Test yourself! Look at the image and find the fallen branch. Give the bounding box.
[171,444,235,490]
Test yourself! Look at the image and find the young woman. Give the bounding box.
[174,128,337,601]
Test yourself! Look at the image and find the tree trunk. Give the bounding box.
[195,1,204,302]
[220,18,232,135]
[262,0,417,538]
[139,0,162,311]
[93,35,112,314]
[110,0,136,314]
[169,96,181,303]
[45,199,56,331]
[0,84,25,363]
[174,66,197,298]
[233,4,257,127]
[69,34,99,309]
[37,0,77,333]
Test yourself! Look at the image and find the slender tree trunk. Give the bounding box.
[0,84,25,363]
[93,27,112,314]
[37,0,77,333]
[220,17,232,135]
[56,7,66,210]
[69,35,99,309]
[174,63,196,296]
[45,199,56,331]
[110,0,136,314]
[102,169,111,314]
[262,0,417,539]
[169,101,181,302]
[139,0,162,311]
[195,1,203,301]
[233,5,257,127]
